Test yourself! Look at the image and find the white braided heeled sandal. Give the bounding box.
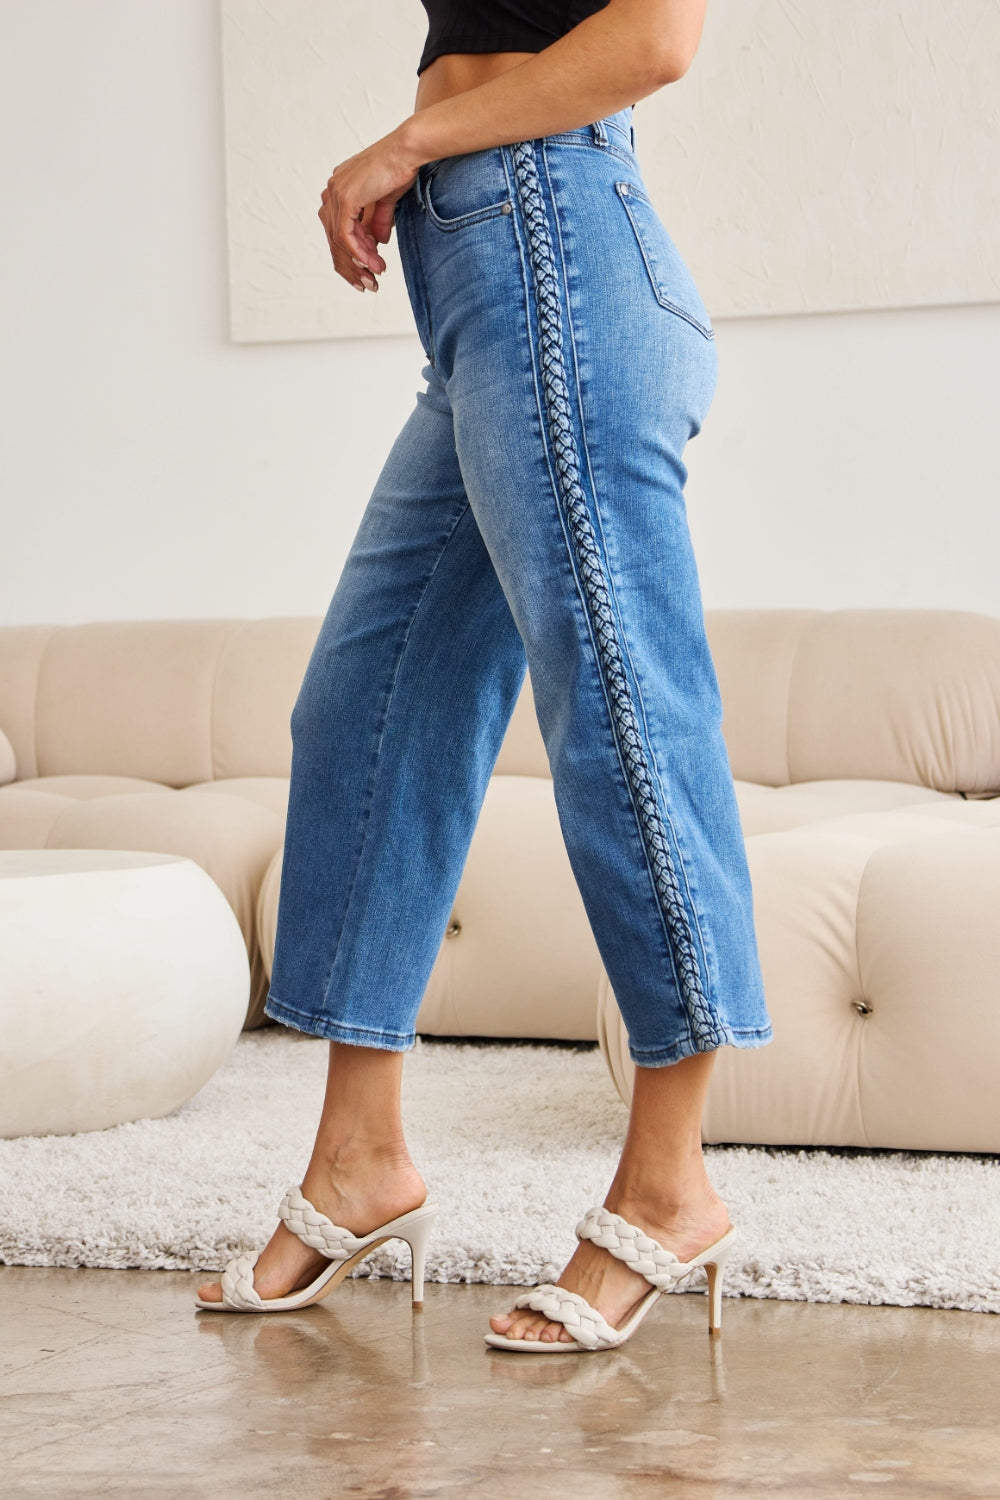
[194,1185,438,1314]
[484,1206,737,1353]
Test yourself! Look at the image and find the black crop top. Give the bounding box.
[417,0,611,76]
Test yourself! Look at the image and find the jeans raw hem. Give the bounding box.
[629,1022,773,1069]
[263,994,416,1052]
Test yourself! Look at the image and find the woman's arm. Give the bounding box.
[405,0,708,160]
[321,0,708,291]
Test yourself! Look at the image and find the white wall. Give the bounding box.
[1,0,998,628]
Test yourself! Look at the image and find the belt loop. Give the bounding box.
[591,117,608,147]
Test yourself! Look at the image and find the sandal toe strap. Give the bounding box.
[278,1185,366,1260]
[513,1285,620,1350]
[220,1252,265,1311]
[575,1205,686,1290]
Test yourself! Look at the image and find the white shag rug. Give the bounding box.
[1,1030,998,1315]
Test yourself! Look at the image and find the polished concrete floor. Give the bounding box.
[2,1266,999,1499]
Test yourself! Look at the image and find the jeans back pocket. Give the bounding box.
[615,182,714,340]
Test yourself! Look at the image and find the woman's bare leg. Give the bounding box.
[197,1043,425,1303]
[489,1050,730,1342]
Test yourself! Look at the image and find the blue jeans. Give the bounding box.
[264,107,772,1067]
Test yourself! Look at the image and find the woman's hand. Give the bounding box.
[319,128,422,293]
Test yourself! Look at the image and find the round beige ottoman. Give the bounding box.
[0,849,250,1137]
[597,803,1000,1154]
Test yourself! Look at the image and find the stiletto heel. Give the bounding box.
[705,1242,732,1337]
[402,1208,437,1310]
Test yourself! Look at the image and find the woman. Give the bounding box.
[197,0,772,1351]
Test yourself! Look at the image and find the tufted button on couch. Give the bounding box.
[2,609,999,1149]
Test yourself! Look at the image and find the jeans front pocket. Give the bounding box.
[615,182,714,340]
[422,148,513,231]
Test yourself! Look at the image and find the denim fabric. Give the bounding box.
[264,106,773,1066]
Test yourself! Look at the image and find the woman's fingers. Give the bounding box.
[342,211,382,291]
[316,127,421,287]
[343,207,387,272]
[320,156,398,287]
[317,198,380,291]
[367,198,396,248]
[318,135,418,290]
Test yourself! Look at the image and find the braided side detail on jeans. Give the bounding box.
[510,139,725,1049]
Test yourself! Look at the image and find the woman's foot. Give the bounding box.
[488,1185,731,1344]
[196,1144,426,1304]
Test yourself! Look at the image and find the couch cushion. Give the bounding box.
[0,625,61,780]
[492,678,549,778]
[0,617,321,787]
[415,775,604,1039]
[504,608,1000,794]
[32,620,238,785]
[7,609,1000,795]
[706,610,821,787]
[255,846,283,988]
[721,814,1000,1151]
[600,802,1000,1151]
[0,788,77,846]
[255,775,605,1040]
[897,797,1000,828]
[792,799,1000,841]
[12,775,171,799]
[708,609,1000,794]
[0,729,15,786]
[209,618,319,780]
[734,778,958,835]
[186,777,290,818]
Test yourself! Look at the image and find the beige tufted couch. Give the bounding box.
[2,610,999,1150]
[599,612,1000,1154]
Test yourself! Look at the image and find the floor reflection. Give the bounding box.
[2,1270,999,1498]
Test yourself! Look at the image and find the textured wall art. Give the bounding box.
[221,0,1000,342]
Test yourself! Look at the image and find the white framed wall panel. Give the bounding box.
[221,0,426,341]
[222,0,1000,342]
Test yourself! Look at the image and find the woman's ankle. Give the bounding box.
[606,1170,726,1229]
[310,1132,415,1175]
[298,1160,426,1240]
[303,1140,423,1201]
